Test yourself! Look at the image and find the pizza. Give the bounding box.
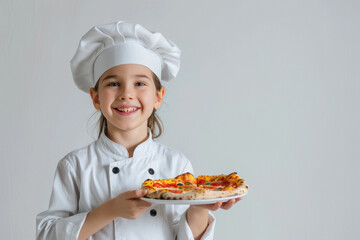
[141,172,249,200]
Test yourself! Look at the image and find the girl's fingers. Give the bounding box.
[133,189,148,198]
[121,189,152,207]
[234,197,242,203]
[209,202,222,211]
[192,197,243,211]
[220,199,235,210]
[124,189,148,199]
[221,197,242,210]
[196,202,222,211]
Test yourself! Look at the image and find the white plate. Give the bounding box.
[140,192,247,205]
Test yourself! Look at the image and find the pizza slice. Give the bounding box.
[141,172,201,200]
[197,172,249,199]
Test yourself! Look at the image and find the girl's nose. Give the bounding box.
[119,85,134,100]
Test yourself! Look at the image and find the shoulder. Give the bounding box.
[58,139,98,169]
[152,140,189,161]
[151,140,193,174]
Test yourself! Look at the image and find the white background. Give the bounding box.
[1,0,359,239]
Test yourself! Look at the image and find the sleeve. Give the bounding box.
[174,157,216,240]
[36,158,88,240]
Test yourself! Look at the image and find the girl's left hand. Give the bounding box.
[191,197,242,211]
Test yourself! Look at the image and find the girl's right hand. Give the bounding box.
[109,189,152,220]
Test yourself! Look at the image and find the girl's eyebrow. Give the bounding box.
[102,75,117,81]
[101,74,151,81]
[134,74,152,80]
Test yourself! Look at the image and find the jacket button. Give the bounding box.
[148,168,155,175]
[150,209,157,217]
[112,167,120,174]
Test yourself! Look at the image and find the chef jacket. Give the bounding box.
[36,129,216,240]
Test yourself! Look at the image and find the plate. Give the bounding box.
[140,192,247,205]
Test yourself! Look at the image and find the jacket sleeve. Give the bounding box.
[175,158,216,240]
[177,212,216,240]
[36,158,88,240]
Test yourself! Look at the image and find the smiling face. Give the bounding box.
[90,64,165,137]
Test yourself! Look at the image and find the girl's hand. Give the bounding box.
[109,189,152,220]
[191,197,242,211]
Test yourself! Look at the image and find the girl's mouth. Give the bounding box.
[114,107,139,116]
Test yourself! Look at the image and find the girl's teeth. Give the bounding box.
[118,108,137,112]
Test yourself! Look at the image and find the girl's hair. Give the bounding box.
[93,72,163,139]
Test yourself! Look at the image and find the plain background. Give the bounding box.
[1,0,359,239]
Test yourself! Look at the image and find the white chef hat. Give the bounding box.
[70,21,181,93]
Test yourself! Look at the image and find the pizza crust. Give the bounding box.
[145,189,206,200]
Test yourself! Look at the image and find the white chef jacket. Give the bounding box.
[36,129,216,240]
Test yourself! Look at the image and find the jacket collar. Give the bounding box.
[98,128,155,159]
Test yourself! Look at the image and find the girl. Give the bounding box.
[36,21,241,240]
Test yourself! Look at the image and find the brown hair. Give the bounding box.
[93,72,164,139]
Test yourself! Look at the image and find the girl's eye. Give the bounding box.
[135,82,146,86]
[108,82,119,87]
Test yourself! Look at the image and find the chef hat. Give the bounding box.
[70,21,181,93]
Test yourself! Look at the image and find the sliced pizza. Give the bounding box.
[141,172,249,200]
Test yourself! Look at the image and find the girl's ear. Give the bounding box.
[90,88,101,110]
[154,87,165,110]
